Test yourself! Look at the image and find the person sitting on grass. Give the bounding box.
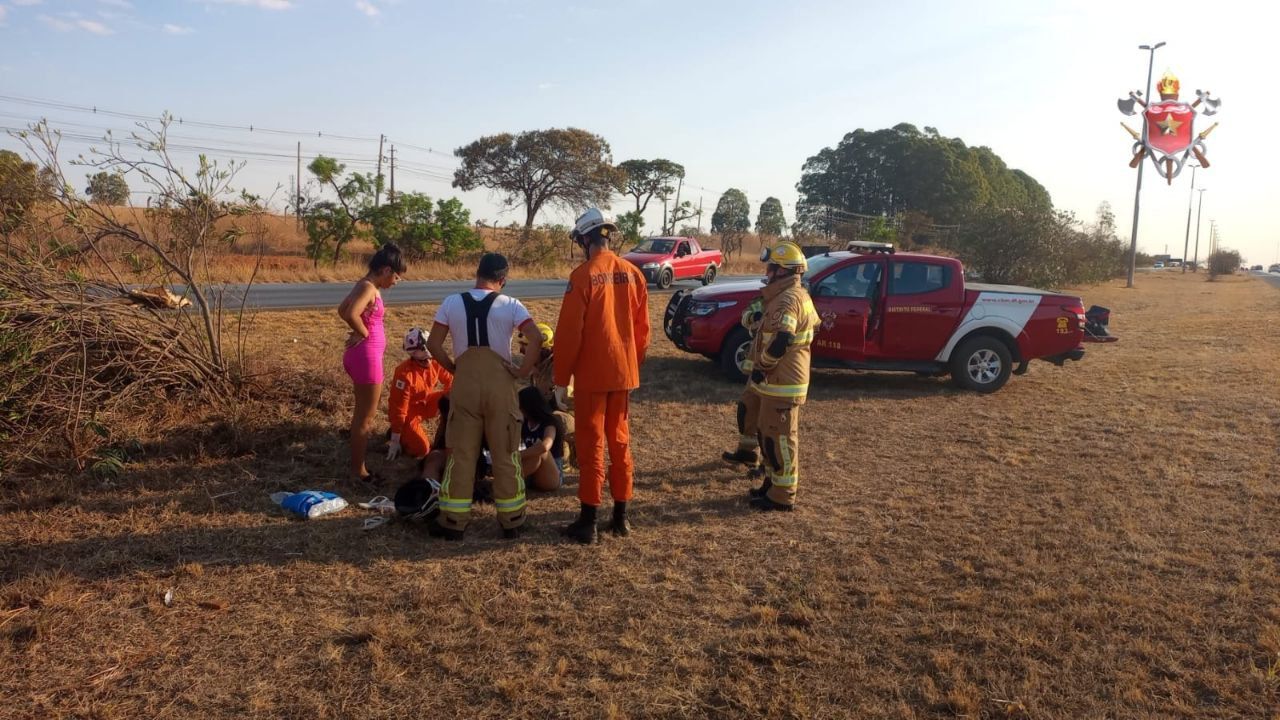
[516,322,575,467]
[518,386,565,492]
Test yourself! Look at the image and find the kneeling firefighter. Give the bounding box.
[721,241,818,511]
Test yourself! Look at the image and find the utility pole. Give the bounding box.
[670,176,684,235]
[295,141,302,230]
[1126,41,1166,288]
[389,145,396,204]
[375,134,385,207]
[1192,188,1206,271]
[1181,164,1198,273]
[697,196,704,233]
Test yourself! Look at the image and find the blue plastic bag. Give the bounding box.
[271,490,348,519]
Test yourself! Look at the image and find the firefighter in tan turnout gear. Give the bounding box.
[722,241,818,511]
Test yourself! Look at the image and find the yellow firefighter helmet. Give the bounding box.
[760,241,808,272]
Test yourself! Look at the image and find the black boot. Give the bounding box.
[722,448,759,466]
[561,502,598,545]
[609,502,631,537]
[749,495,793,512]
[748,476,773,499]
[427,515,465,541]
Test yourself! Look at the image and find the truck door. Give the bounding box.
[672,240,694,279]
[881,260,961,360]
[809,259,883,361]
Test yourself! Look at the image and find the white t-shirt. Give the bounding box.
[433,289,533,363]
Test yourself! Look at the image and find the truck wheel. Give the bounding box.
[657,267,674,290]
[718,327,751,383]
[701,265,718,286]
[949,335,1012,393]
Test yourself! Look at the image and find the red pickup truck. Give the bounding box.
[664,249,1106,393]
[623,237,724,289]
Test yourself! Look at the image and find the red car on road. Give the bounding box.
[623,237,724,289]
[664,248,1107,393]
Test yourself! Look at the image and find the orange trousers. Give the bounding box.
[401,418,432,459]
[575,390,633,507]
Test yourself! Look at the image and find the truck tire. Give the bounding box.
[657,267,674,290]
[949,335,1012,393]
[701,265,718,286]
[718,327,751,383]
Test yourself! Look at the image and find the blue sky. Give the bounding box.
[1,0,1275,264]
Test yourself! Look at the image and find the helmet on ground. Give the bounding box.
[403,327,429,353]
[518,321,554,350]
[760,241,808,272]
[394,477,441,520]
[570,208,617,246]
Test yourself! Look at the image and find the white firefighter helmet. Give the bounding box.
[570,208,617,245]
[403,327,429,353]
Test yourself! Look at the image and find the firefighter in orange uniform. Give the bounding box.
[554,208,650,544]
[386,327,453,462]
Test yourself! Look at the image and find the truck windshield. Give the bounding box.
[633,239,675,254]
[805,252,851,276]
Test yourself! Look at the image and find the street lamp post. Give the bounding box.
[1181,163,1199,273]
[1126,41,1166,289]
[1192,188,1206,271]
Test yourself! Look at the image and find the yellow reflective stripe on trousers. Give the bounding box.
[494,451,527,513]
[439,457,473,513]
[750,381,808,399]
[770,473,798,487]
[776,435,796,486]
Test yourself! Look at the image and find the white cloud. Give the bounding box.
[39,13,115,34]
[355,1,379,17]
[0,7,8,26]
[163,23,194,35]
[39,14,74,31]
[537,82,557,90]
[204,0,294,9]
[77,18,114,34]
[98,0,132,8]
[12,0,45,6]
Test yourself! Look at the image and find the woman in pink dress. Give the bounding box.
[337,243,406,483]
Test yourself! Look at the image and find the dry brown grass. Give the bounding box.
[3,272,1279,718]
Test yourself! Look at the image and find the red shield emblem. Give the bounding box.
[1144,102,1196,156]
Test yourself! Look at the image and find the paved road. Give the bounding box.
[1255,271,1280,290]
[208,275,759,310]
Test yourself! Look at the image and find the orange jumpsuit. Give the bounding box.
[553,250,650,507]
[388,357,453,458]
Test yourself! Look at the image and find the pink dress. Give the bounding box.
[343,293,386,385]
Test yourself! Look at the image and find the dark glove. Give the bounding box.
[750,369,765,384]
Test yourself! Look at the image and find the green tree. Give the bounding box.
[453,128,621,237]
[86,171,130,205]
[302,156,380,266]
[618,159,684,217]
[367,193,482,261]
[0,149,45,238]
[795,124,1050,231]
[711,188,751,258]
[617,210,644,247]
[755,197,786,237]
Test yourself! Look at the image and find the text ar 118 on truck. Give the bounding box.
[663,246,1117,393]
[623,237,723,290]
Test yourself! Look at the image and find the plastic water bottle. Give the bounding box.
[271,490,348,519]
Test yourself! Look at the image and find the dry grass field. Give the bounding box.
[63,206,766,284]
[2,271,1278,718]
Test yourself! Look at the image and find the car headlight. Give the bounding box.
[689,300,738,316]
[641,262,659,269]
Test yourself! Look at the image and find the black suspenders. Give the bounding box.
[460,292,500,347]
